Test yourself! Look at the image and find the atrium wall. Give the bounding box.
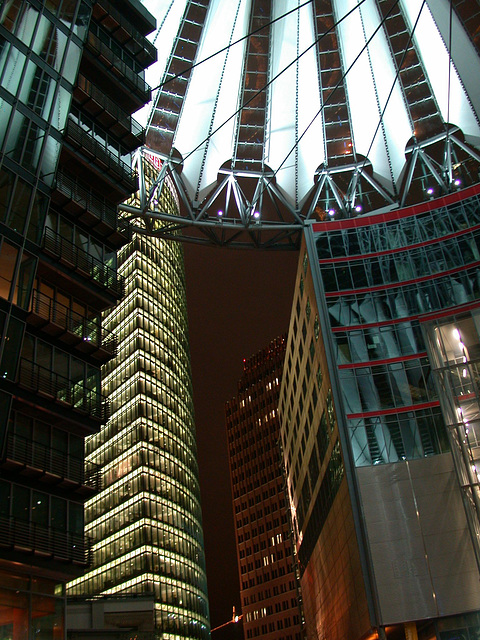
[280,188,480,640]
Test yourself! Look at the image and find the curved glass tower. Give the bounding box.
[67,152,210,640]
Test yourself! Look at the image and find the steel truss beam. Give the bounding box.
[118,136,480,249]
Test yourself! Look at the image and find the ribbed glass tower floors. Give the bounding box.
[67,154,210,640]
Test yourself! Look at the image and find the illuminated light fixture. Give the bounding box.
[328,208,335,217]
[426,187,434,195]
[355,204,363,213]
[217,210,223,216]
[253,211,260,219]
[454,178,462,186]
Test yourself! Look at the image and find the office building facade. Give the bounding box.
[0,0,155,637]
[226,338,303,640]
[67,150,211,640]
[280,193,480,640]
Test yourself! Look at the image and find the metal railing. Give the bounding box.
[5,432,101,490]
[65,119,137,191]
[42,227,125,299]
[76,74,144,140]
[55,169,118,229]
[86,30,151,98]
[0,516,91,565]
[30,289,117,356]
[18,358,109,422]
[95,0,157,62]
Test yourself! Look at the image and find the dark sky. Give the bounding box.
[183,243,299,630]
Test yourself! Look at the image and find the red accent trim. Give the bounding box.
[331,301,480,332]
[324,260,480,297]
[311,183,480,233]
[318,223,480,264]
[454,392,476,401]
[346,401,440,420]
[338,352,427,369]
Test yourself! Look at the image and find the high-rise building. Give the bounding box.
[0,0,156,637]
[67,150,210,640]
[279,198,480,640]
[226,337,303,640]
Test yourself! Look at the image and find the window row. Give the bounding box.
[73,546,205,595]
[87,495,204,545]
[339,357,437,414]
[87,466,201,524]
[0,480,83,534]
[91,518,205,573]
[321,230,480,292]
[327,266,480,327]
[348,406,449,467]
[315,194,480,259]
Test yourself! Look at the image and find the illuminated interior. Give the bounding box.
[67,153,210,639]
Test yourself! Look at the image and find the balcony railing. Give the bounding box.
[94,0,157,63]
[76,74,144,143]
[64,119,137,192]
[0,516,91,565]
[86,30,151,99]
[55,169,118,230]
[4,432,101,490]
[42,227,125,299]
[30,289,117,356]
[18,357,109,423]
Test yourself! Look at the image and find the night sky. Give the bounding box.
[183,243,299,630]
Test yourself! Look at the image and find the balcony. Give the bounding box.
[28,290,117,362]
[64,119,137,193]
[85,30,151,105]
[74,74,145,149]
[53,170,131,247]
[17,357,109,423]
[93,0,157,66]
[2,432,101,492]
[42,227,125,300]
[0,516,91,566]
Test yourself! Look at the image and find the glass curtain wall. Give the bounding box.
[67,156,210,640]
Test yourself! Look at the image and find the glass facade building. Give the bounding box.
[279,188,480,640]
[0,0,156,638]
[67,152,210,640]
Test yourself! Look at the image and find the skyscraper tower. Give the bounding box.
[67,151,210,640]
[225,337,302,640]
[226,337,303,640]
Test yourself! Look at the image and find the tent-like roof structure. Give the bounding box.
[121,0,480,248]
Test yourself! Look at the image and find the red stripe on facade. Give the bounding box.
[330,301,480,332]
[346,401,440,420]
[337,352,427,369]
[324,260,480,297]
[312,183,480,233]
[317,223,480,264]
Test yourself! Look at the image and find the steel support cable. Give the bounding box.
[147,0,316,95]
[193,0,243,204]
[355,0,427,195]
[151,0,176,46]
[142,0,369,213]
[358,0,396,194]
[445,0,454,182]
[250,0,404,215]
